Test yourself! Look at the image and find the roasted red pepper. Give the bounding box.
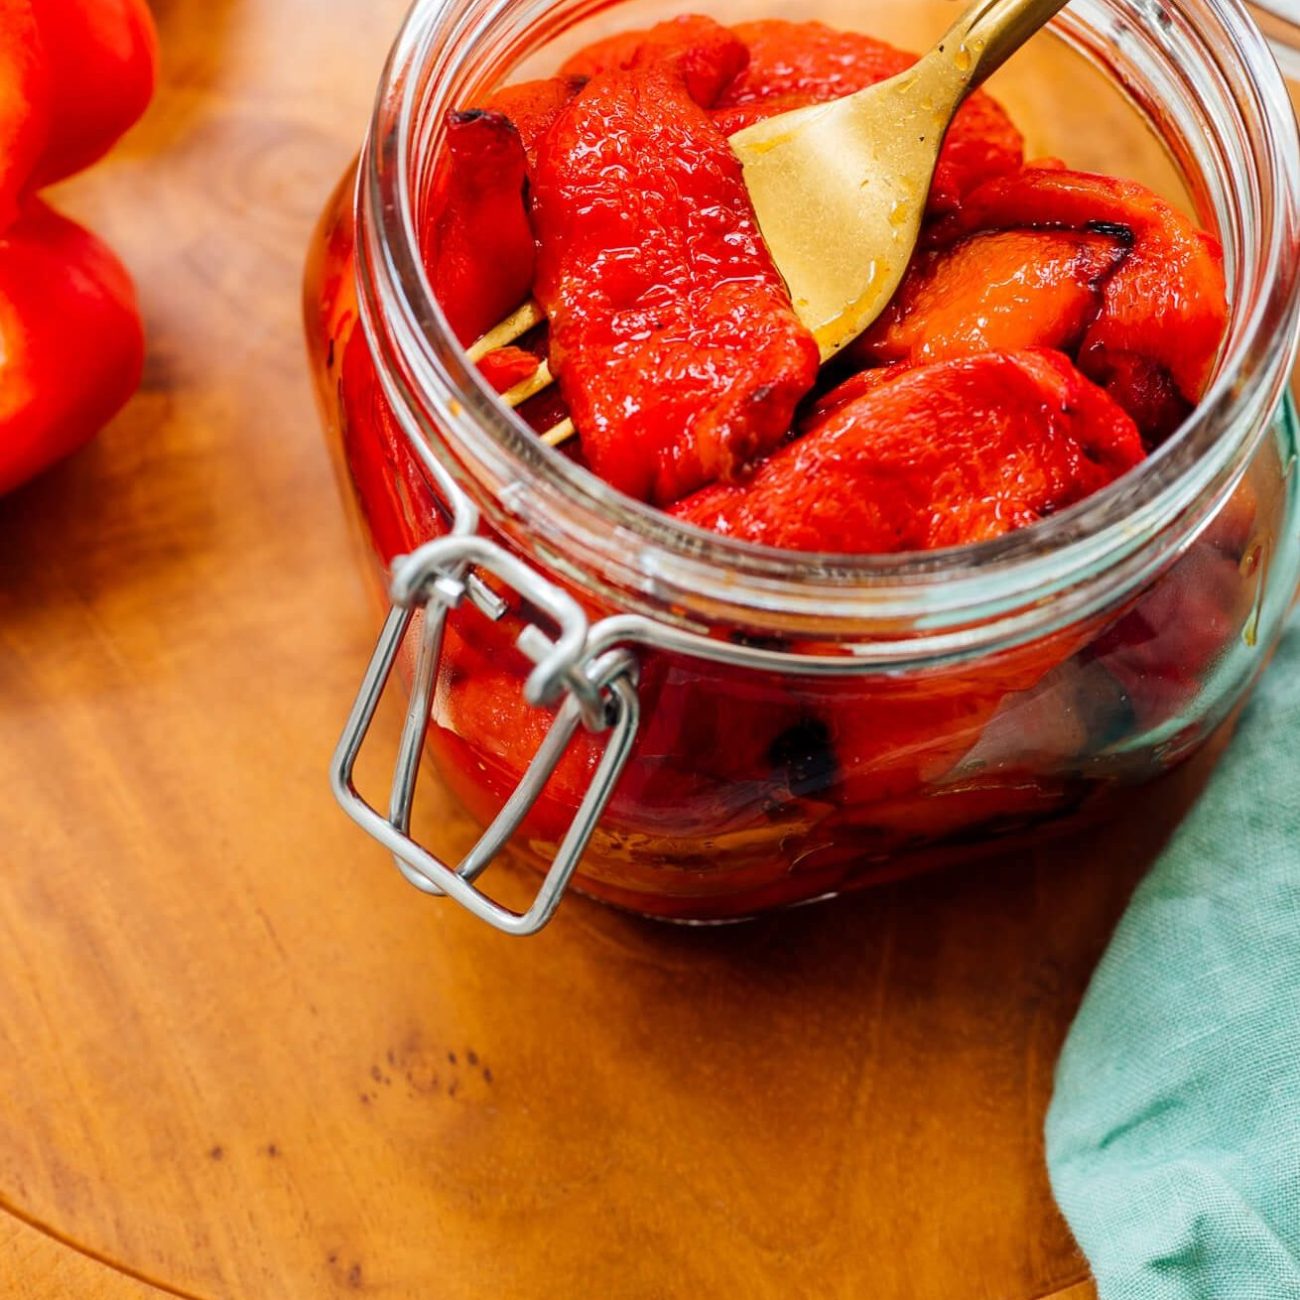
[358,13,1246,918]
[933,165,1228,433]
[531,17,818,504]
[432,619,815,846]
[0,201,144,495]
[717,18,917,101]
[0,0,49,226]
[1092,352,1191,444]
[423,109,534,346]
[436,18,1228,520]
[857,228,1130,366]
[673,350,1145,552]
[481,74,585,165]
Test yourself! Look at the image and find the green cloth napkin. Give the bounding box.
[1047,619,1300,1298]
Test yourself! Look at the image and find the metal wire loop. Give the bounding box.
[331,532,642,936]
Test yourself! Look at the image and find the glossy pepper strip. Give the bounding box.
[530,18,819,504]
[857,228,1131,366]
[423,109,535,346]
[933,166,1228,407]
[672,350,1146,552]
[0,201,144,495]
[711,20,1024,215]
[454,26,743,356]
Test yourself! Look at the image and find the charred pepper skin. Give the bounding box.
[857,229,1131,367]
[932,165,1228,430]
[531,18,819,505]
[672,350,1146,553]
[479,75,585,166]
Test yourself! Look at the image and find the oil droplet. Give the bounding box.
[889,199,909,227]
[1244,607,1260,648]
[954,44,972,73]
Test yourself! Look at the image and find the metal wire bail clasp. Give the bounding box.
[331,534,640,936]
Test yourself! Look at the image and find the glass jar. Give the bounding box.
[1250,0,1300,80]
[306,0,1300,934]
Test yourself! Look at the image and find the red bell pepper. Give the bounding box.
[0,201,144,495]
[0,0,49,226]
[27,0,159,186]
[0,0,156,494]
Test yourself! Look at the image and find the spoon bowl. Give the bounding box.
[731,0,1072,360]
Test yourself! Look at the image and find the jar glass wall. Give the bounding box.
[306,0,1300,922]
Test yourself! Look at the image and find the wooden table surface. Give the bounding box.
[0,1,1242,1296]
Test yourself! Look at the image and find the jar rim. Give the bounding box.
[357,0,1300,645]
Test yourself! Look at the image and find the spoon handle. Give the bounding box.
[937,0,1074,87]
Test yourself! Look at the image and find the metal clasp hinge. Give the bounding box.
[331,535,640,937]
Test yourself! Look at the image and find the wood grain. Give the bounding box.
[0,0,1240,1295]
[0,1211,175,1299]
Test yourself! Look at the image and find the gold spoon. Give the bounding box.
[469,0,1072,444]
[732,0,1070,360]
